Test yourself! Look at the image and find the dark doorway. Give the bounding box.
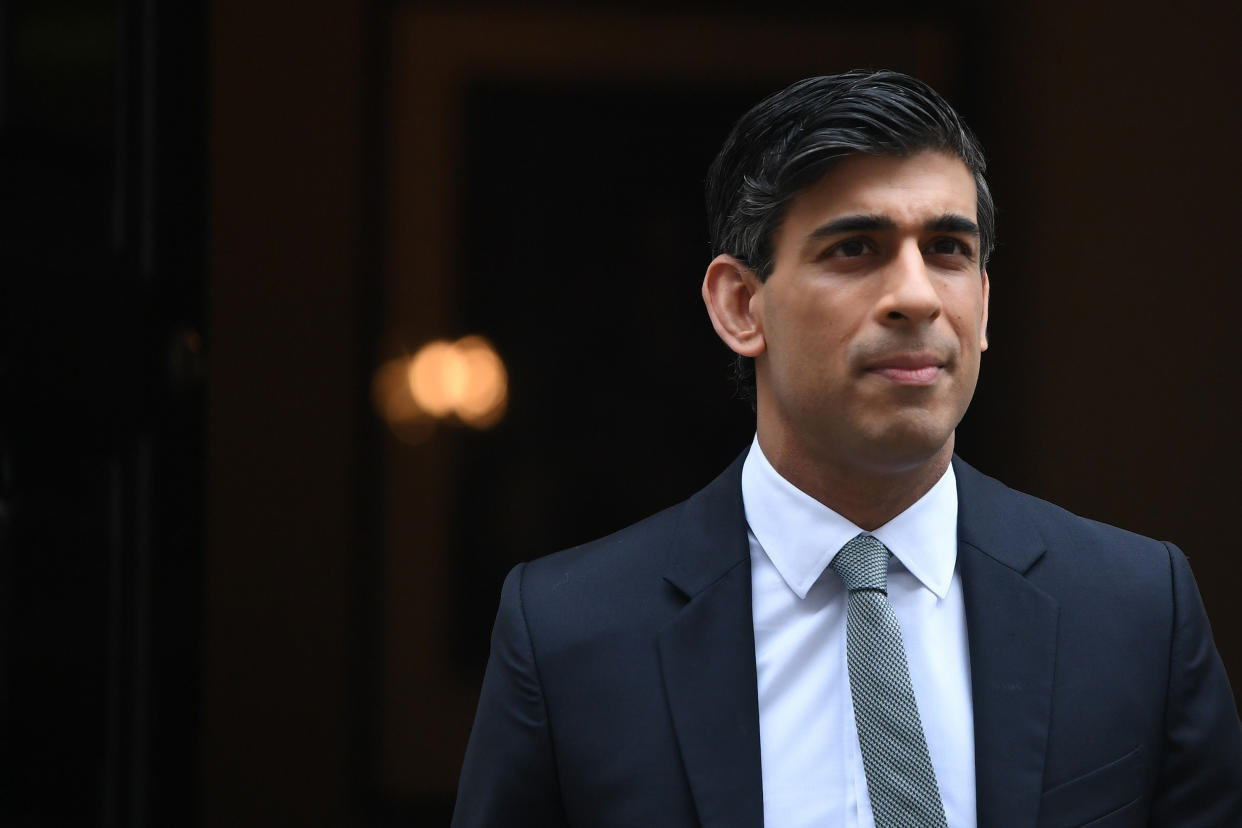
[0,1,206,825]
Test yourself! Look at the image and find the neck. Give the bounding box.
[756,432,955,531]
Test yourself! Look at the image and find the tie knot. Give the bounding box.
[830,533,890,593]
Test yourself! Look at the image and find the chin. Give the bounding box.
[853,419,956,474]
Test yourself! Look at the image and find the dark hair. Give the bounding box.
[705,69,995,406]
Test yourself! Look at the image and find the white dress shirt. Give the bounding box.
[743,436,976,827]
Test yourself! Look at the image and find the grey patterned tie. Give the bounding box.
[830,533,948,828]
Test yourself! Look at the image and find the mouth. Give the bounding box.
[864,353,946,386]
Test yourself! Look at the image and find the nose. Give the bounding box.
[876,243,941,326]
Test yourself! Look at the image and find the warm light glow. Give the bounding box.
[452,336,508,427]
[371,357,435,444]
[372,336,509,439]
[408,340,460,418]
[372,358,422,423]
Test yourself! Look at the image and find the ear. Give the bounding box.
[702,254,766,358]
[979,269,991,352]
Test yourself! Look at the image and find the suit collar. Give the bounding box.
[659,448,764,828]
[671,452,1045,582]
[954,455,1058,828]
[953,455,1046,574]
[662,449,752,598]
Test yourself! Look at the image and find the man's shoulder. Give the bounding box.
[957,456,1166,540]
[525,496,688,586]
[499,489,708,656]
[953,455,1177,583]
[515,451,749,623]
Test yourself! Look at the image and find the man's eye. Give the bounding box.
[828,239,870,258]
[927,238,972,257]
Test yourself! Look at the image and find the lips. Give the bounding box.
[864,352,946,385]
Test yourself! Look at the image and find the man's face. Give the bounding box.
[751,150,989,475]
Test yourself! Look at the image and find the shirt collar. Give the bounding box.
[741,435,958,600]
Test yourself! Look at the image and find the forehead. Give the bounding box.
[775,151,978,249]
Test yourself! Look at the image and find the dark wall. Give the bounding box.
[1,1,205,824]
[206,0,366,826]
[977,2,1242,680]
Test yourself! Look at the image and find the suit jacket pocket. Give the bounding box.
[1037,745,1145,827]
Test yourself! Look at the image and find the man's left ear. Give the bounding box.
[980,269,990,352]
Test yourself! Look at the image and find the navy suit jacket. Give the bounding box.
[452,454,1242,827]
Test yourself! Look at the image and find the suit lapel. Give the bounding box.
[954,457,1059,828]
[659,452,764,828]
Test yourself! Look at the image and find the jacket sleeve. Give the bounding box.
[451,563,568,828]
[1149,543,1242,826]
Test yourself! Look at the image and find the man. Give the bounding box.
[451,71,1242,827]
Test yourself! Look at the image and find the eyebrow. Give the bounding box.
[926,213,981,237]
[806,214,897,240]
[805,212,981,242]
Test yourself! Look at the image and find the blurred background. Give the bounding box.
[1,0,1240,825]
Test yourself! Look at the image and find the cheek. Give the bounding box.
[786,291,855,345]
[947,291,987,346]
[782,308,852,373]
[761,284,862,385]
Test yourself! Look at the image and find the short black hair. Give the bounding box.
[705,69,994,406]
